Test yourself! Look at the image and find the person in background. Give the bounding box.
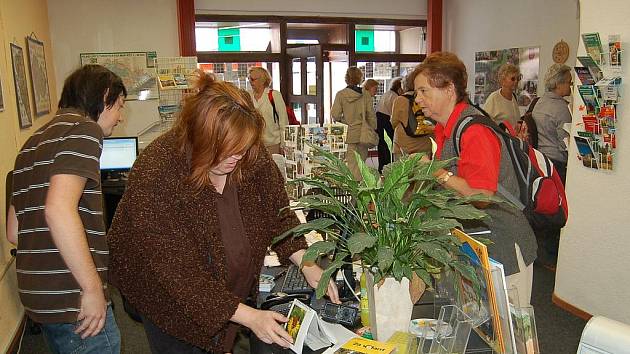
[331,67,377,180]
[533,63,572,183]
[375,77,402,173]
[530,63,573,269]
[390,73,434,161]
[483,63,522,128]
[6,65,127,354]
[108,71,339,354]
[247,66,288,155]
[413,52,537,307]
[362,78,379,98]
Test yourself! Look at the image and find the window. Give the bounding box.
[198,62,281,91]
[196,22,274,52]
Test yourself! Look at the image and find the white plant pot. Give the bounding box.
[366,274,415,342]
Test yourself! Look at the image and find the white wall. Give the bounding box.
[443,0,580,98]
[47,0,179,137]
[555,0,630,323]
[195,0,426,19]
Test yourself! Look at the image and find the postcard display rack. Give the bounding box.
[419,230,540,354]
[282,124,348,199]
[156,56,198,130]
[574,32,622,170]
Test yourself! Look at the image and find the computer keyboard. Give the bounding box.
[280,264,313,294]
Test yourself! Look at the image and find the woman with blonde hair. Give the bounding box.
[483,63,522,128]
[247,66,288,155]
[331,67,377,180]
[108,71,338,354]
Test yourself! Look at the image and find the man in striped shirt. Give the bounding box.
[6,65,126,354]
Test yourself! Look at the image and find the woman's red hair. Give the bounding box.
[172,70,264,190]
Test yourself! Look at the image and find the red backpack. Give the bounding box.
[453,114,568,230]
[269,91,300,125]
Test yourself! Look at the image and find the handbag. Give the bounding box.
[359,112,378,147]
[403,93,433,137]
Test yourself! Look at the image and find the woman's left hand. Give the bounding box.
[301,264,340,304]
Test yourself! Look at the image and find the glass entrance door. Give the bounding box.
[286,45,323,125]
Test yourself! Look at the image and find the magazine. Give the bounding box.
[582,32,604,64]
[452,229,505,353]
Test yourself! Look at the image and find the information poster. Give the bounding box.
[474,46,540,108]
[80,51,158,100]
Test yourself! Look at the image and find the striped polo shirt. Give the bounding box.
[12,108,110,324]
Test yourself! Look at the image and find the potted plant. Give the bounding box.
[274,142,491,340]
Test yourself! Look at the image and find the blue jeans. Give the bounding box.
[40,305,121,354]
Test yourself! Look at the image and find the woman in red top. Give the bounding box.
[410,52,537,307]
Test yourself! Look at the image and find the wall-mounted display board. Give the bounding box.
[573,32,622,171]
[26,36,51,116]
[10,43,32,128]
[80,51,158,101]
[473,46,540,108]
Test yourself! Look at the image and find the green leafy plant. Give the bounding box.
[274,141,494,299]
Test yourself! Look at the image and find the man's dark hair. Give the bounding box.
[58,65,127,121]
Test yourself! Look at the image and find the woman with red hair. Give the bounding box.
[108,71,338,353]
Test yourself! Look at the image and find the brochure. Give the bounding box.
[574,66,595,85]
[577,56,603,82]
[286,299,356,354]
[582,32,604,64]
[608,34,622,66]
[489,258,517,353]
[577,85,599,115]
[574,136,598,169]
[333,337,396,354]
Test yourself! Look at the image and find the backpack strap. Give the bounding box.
[452,114,527,210]
[268,90,280,124]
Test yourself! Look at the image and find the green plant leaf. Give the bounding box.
[451,260,479,284]
[377,247,394,272]
[347,232,376,256]
[356,152,378,188]
[415,218,462,232]
[303,241,337,263]
[415,241,453,266]
[272,218,336,244]
[295,195,343,216]
[415,268,433,287]
[392,260,404,280]
[440,204,488,220]
[315,253,347,298]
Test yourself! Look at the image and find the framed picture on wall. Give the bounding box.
[26,36,51,116]
[10,43,32,129]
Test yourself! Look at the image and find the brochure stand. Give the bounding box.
[434,255,540,353]
[415,305,473,354]
[574,32,623,171]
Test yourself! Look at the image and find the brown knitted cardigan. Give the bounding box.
[107,131,305,351]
